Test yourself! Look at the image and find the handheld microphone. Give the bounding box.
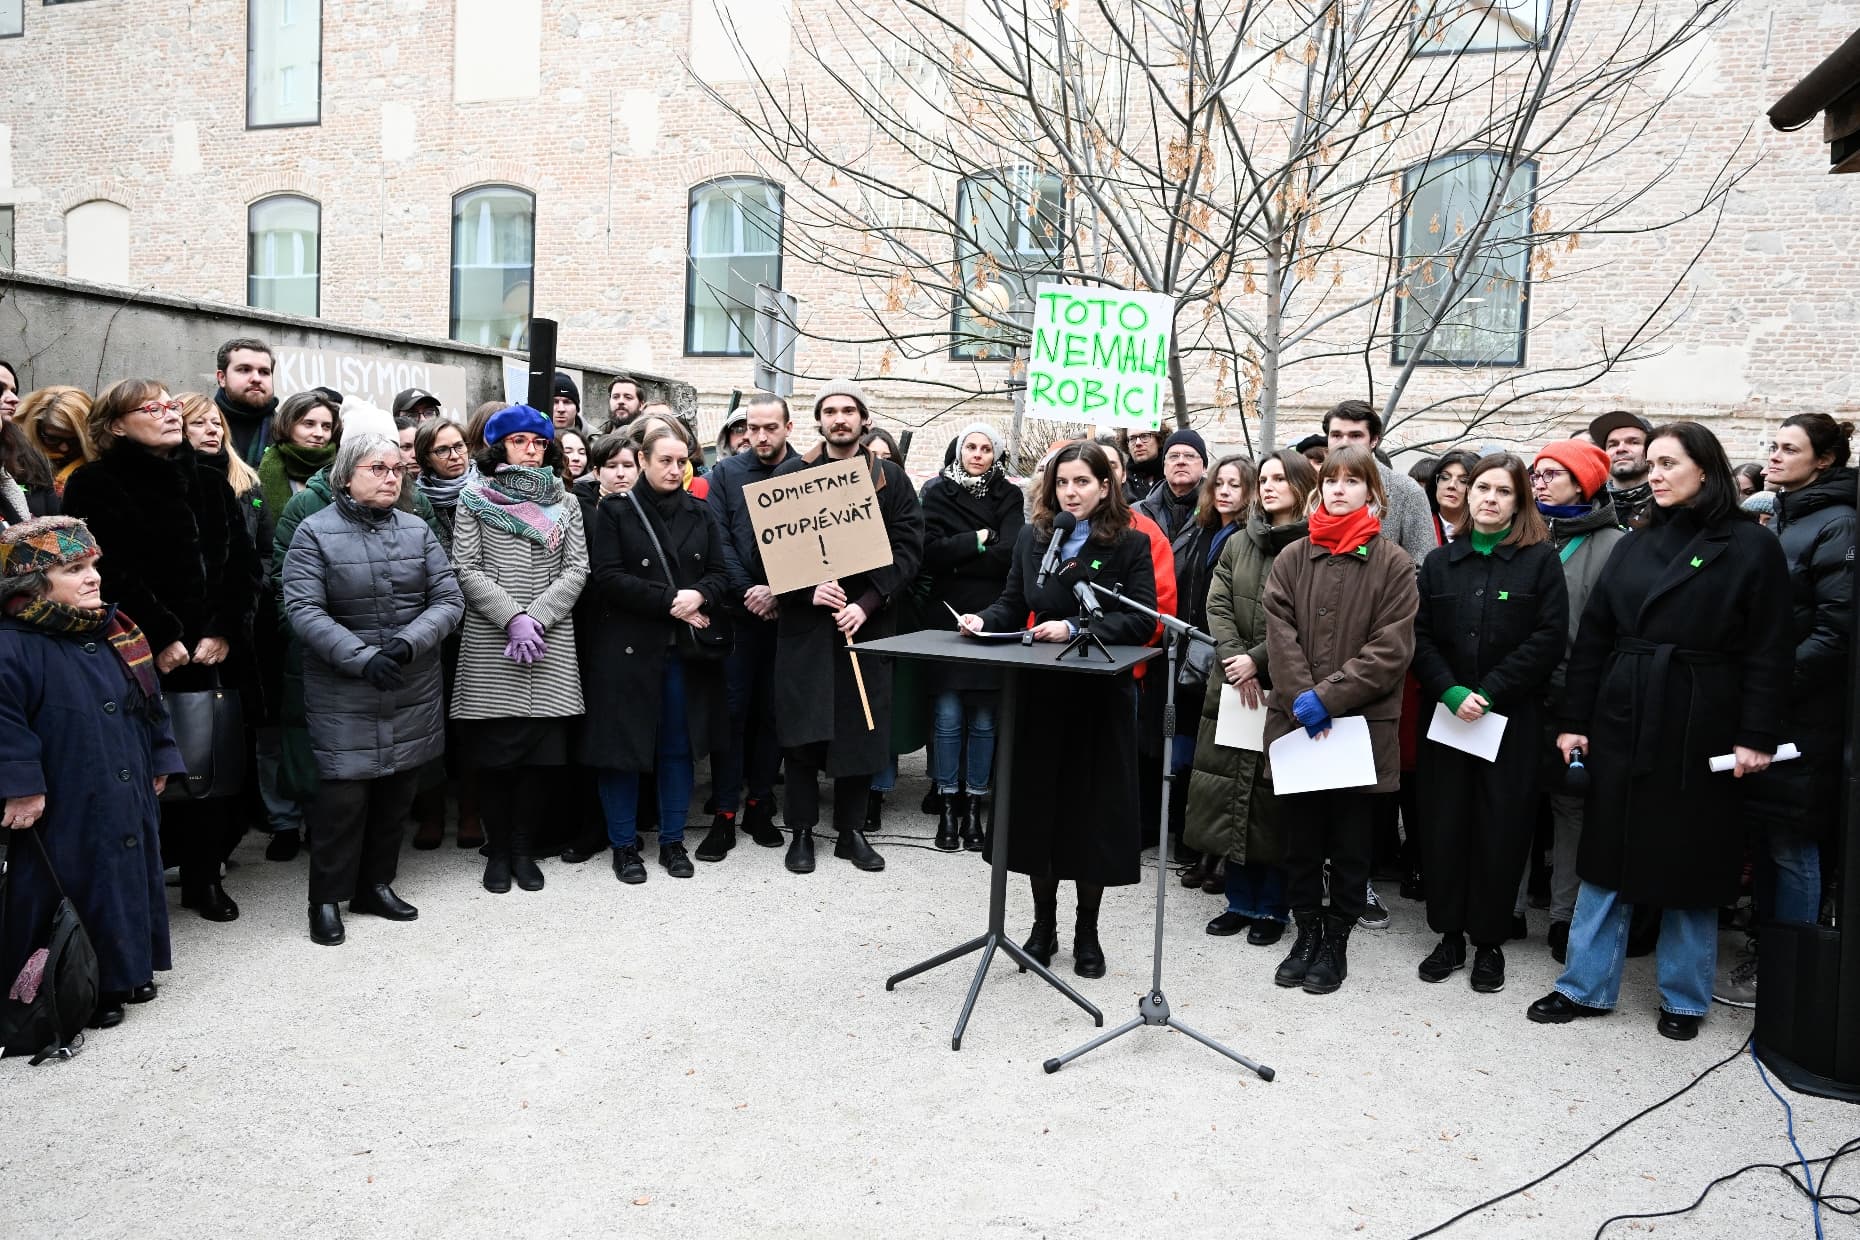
[1565,746,1589,794]
[1038,511,1076,588]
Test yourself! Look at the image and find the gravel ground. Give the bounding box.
[4,770,1855,1240]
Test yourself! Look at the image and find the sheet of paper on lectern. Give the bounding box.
[1425,702,1508,763]
[1267,715,1376,795]
[1214,685,1267,752]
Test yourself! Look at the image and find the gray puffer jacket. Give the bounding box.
[282,492,465,781]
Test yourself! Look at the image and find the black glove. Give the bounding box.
[363,652,406,691]
[383,637,414,665]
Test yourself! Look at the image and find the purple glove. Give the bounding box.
[504,614,547,665]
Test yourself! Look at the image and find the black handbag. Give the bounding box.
[160,670,246,801]
[625,489,732,661]
[0,830,101,1064]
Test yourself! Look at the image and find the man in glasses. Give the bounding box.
[213,337,277,466]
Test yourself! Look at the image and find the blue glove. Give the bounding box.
[1292,689,1331,738]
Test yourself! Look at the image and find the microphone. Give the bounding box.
[1565,746,1589,794]
[1072,577,1103,619]
[1038,511,1076,588]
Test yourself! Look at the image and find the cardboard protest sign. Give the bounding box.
[273,347,472,421]
[744,456,895,595]
[1026,284,1174,430]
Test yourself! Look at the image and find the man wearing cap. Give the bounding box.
[769,381,923,874]
[716,410,749,460]
[393,388,443,423]
[1135,427,1208,543]
[704,393,799,855]
[1587,410,1655,530]
[1526,437,1628,962]
[551,372,587,435]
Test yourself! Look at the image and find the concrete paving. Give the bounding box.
[5,772,1854,1239]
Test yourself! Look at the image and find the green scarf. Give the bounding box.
[459,464,567,551]
[259,442,338,520]
[1468,526,1509,556]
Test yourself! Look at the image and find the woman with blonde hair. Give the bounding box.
[17,386,98,496]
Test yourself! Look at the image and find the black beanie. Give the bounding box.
[1164,427,1208,465]
[552,372,581,409]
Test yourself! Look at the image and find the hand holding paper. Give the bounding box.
[1268,716,1376,795]
[1427,702,1508,763]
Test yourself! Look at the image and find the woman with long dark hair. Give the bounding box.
[1411,454,1567,995]
[1531,421,1792,1040]
[257,391,341,522]
[0,360,58,520]
[958,441,1157,979]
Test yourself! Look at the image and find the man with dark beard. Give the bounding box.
[214,337,278,467]
[1587,410,1655,529]
[770,381,923,875]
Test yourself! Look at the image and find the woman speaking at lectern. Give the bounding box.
[958,441,1157,980]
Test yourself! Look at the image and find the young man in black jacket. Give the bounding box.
[214,337,277,467]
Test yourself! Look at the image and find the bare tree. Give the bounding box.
[696,0,1752,451]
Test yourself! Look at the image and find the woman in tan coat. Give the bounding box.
[1262,446,1417,995]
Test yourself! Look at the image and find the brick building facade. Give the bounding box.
[0,0,1851,463]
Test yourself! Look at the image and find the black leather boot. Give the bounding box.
[695,813,737,862]
[962,793,988,852]
[1274,911,1324,987]
[509,821,545,892]
[785,827,816,874]
[1303,914,1354,994]
[182,880,240,923]
[1021,876,1059,969]
[309,903,345,946]
[834,827,886,872]
[864,789,885,833]
[1073,903,1106,979]
[934,795,962,851]
[482,823,512,894]
[743,797,784,848]
[350,884,418,921]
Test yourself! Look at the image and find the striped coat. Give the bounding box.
[449,498,589,721]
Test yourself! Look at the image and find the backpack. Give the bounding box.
[0,831,100,1064]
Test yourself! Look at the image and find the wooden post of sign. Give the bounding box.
[845,632,876,731]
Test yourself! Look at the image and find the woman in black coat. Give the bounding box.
[1531,422,1792,1041]
[581,424,729,884]
[62,379,260,924]
[1411,454,1567,996]
[959,442,1157,980]
[918,422,1024,850]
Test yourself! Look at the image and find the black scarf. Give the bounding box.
[215,388,279,467]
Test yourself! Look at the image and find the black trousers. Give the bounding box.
[717,618,781,812]
[307,770,420,904]
[477,765,551,854]
[160,797,242,894]
[1283,789,1373,922]
[783,755,871,834]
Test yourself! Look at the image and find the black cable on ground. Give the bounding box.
[1590,1137,1860,1238]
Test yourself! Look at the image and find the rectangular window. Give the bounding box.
[1,2,21,38]
[0,206,13,267]
[690,0,791,83]
[685,179,783,356]
[1413,0,1549,54]
[456,0,541,102]
[451,186,534,351]
[951,168,1065,361]
[248,196,320,317]
[1392,153,1536,368]
[248,0,321,128]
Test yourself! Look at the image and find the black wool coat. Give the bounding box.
[772,447,924,776]
[976,524,1157,886]
[61,443,261,697]
[1560,508,1793,907]
[579,485,730,772]
[918,467,1025,691]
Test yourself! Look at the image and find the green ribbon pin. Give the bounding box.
[1090,559,1102,570]
[1498,590,1509,600]
[1690,556,1703,568]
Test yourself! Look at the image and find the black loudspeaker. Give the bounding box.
[1756,920,1859,1102]
[526,318,558,413]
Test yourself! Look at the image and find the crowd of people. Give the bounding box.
[0,341,1847,1052]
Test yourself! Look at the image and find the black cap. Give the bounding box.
[392,387,441,417]
[1586,410,1652,448]
[312,386,344,407]
[1294,433,1327,453]
[552,371,581,408]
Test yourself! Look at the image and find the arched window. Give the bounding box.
[1413,0,1549,54]
[685,178,783,357]
[951,168,1065,361]
[64,200,130,286]
[450,185,535,351]
[248,195,321,317]
[1392,152,1536,367]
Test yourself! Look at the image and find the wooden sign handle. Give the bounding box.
[845,631,876,731]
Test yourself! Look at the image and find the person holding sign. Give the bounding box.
[1185,449,1316,946]
[770,382,924,875]
[1261,446,1417,995]
[1410,455,1567,995]
[1530,422,1791,1041]
[958,442,1157,979]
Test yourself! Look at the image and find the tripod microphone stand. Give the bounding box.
[1042,582,1276,1081]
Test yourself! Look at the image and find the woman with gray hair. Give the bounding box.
[282,433,464,946]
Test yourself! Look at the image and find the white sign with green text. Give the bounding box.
[1026,284,1173,430]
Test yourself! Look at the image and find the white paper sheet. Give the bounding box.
[1709,742,1800,773]
[1426,702,1509,763]
[1214,685,1268,752]
[1267,715,1376,795]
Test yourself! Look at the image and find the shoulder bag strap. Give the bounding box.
[625,489,684,597]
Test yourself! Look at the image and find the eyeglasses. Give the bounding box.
[430,443,469,458]
[1528,469,1570,484]
[362,464,409,479]
[135,401,184,417]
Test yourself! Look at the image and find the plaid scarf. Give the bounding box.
[11,598,163,705]
[459,464,566,551]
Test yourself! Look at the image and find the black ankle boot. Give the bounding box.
[962,794,988,852]
[509,822,544,892]
[1274,911,1324,987]
[182,880,240,923]
[1073,910,1106,979]
[1022,919,1057,967]
[1303,914,1354,994]
[308,903,345,946]
[695,813,736,862]
[834,827,886,872]
[743,797,783,848]
[934,796,962,851]
[785,827,816,874]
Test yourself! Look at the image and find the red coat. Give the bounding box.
[1129,509,1177,679]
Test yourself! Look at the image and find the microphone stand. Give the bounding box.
[1055,582,1115,664]
[1042,582,1276,1082]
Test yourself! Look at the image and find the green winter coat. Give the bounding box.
[1184,514,1306,865]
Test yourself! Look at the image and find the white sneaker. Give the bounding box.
[1358,883,1392,930]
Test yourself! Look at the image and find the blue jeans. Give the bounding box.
[1225,862,1287,923]
[1555,880,1717,1017]
[931,690,997,795]
[1764,826,1822,925]
[870,758,898,795]
[596,659,693,848]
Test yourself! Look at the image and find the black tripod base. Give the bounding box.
[1042,988,1275,1079]
[886,931,1104,1051]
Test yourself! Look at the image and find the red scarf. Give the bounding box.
[1307,503,1381,556]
